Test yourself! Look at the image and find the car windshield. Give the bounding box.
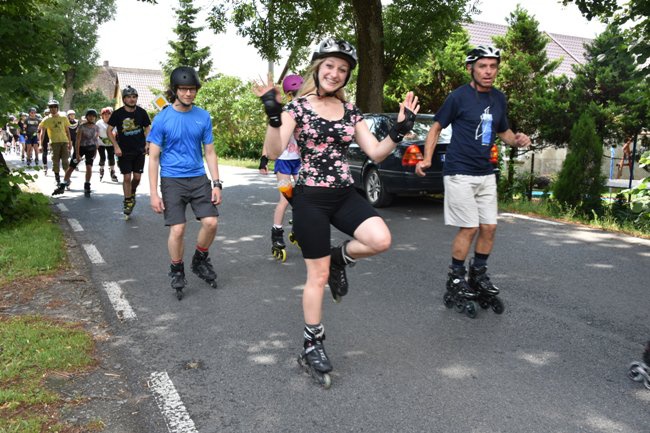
[404,118,434,141]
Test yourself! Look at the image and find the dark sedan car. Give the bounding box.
[346,113,452,207]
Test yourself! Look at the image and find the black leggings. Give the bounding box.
[291,186,379,259]
[98,146,115,166]
[41,141,48,165]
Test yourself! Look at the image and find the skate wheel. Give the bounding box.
[478,298,489,309]
[208,280,218,289]
[320,373,332,389]
[491,297,505,314]
[465,301,478,319]
[628,362,644,382]
[454,299,465,313]
[176,290,183,301]
[443,292,454,309]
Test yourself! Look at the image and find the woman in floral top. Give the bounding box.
[254,37,419,383]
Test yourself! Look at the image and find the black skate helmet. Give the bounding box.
[122,86,138,99]
[170,66,201,91]
[466,45,501,65]
[85,108,98,118]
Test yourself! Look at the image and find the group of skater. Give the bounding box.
[11,37,646,389]
[5,89,153,217]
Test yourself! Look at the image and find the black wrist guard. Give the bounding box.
[212,179,223,190]
[259,155,269,170]
[388,108,417,142]
[260,89,283,128]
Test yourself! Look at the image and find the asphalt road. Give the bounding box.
[13,152,650,432]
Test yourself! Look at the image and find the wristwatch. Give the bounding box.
[212,179,223,190]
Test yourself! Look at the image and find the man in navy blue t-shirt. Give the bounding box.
[415,45,530,314]
[148,66,223,299]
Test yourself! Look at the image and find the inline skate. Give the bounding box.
[468,260,505,314]
[443,265,479,318]
[297,327,332,389]
[123,197,135,220]
[52,180,70,196]
[628,341,650,390]
[84,182,91,197]
[99,167,104,181]
[169,262,186,300]
[191,250,218,288]
[271,226,287,262]
[110,169,118,182]
[328,241,355,303]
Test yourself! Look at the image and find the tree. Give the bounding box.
[162,0,213,82]
[491,6,561,197]
[44,0,116,110]
[563,0,649,74]
[553,111,605,216]
[0,0,62,114]
[569,24,650,144]
[207,0,476,111]
[383,27,471,113]
[71,89,115,116]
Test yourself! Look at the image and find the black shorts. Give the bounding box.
[69,146,96,169]
[26,136,38,145]
[117,153,145,174]
[292,185,379,259]
[160,175,219,226]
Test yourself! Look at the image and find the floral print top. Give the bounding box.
[285,97,363,188]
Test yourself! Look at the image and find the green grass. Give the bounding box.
[499,198,649,238]
[0,316,95,432]
[0,192,95,431]
[219,157,259,170]
[0,193,65,285]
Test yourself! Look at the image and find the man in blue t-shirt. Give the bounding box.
[415,45,530,313]
[148,66,223,299]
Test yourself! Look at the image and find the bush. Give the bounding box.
[194,74,267,159]
[553,112,605,216]
[0,147,38,225]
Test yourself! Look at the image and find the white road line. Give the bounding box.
[500,213,564,226]
[82,244,105,264]
[67,218,83,232]
[57,203,68,212]
[101,282,136,321]
[149,371,198,433]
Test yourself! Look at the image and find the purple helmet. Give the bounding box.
[282,74,304,94]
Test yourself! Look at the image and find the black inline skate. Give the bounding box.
[52,182,66,196]
[169,262,186,300]
[468,260,505,315]
[84,182,91,197]
[99,167,104,181]
[271,226,287,262]
[297,326,332,389]
[443,265,479,318]
[628,341,650,390]
[328,241,355,303]
[191,250,217,288]
[123,197,135,220]
[110,169,118,183]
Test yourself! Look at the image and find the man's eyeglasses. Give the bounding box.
[177,87,198,94]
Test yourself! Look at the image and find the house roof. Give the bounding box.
[85,62,165,111]
[112,67,165,110]
[464,20,593,78]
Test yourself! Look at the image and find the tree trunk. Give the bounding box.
[62,69,76,111]
[351,0,384,112]
[507,146,517,199]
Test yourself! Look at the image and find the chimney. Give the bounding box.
[103,60,109,67]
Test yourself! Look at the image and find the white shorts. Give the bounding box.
[444,174,498,227]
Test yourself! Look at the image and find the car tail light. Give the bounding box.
[402,144,423,167]
[489,144,498,164]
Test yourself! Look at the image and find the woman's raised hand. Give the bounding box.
[252,73,281,102]
[397,91,420,122]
